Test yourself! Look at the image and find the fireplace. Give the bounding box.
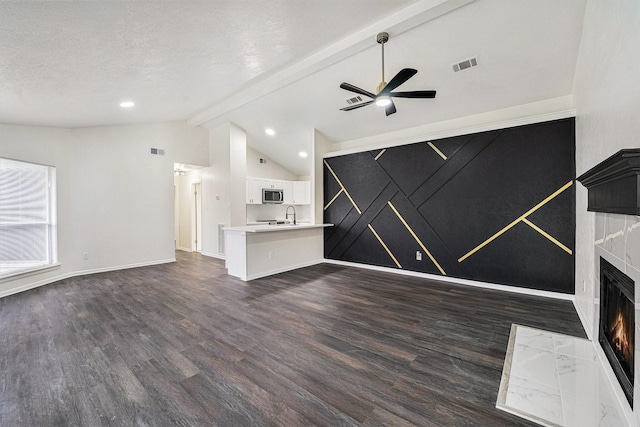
[599,257,635,407]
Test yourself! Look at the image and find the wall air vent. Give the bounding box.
[452,56,479,72]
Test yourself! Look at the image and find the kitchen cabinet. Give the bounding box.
[246,178,262,204]
[282,180,294,204]
[224,224,333,281]
[247,177,310,205]
[261,179,282,190]
[292,181,310,205]
[281,180,310,205]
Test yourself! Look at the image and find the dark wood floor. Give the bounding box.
[0,252,586,426]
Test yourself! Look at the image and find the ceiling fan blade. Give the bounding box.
[340,100,374,111]
[339,82,375,99]
[385,100,396,116]
[379,68,417,94]
[389,90,436,99]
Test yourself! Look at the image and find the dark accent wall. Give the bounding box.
[323,118,576,293]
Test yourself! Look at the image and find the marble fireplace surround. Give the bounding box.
[588,212,640,425]
[574,149,640,425]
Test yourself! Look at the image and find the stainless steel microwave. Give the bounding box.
[262,188,284,204]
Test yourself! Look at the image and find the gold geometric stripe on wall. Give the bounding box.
[522,218,573,255]
[324,188,344,210]
[458,180,574,262]
[368,224,402,269]
[324,160,362,214]
[387,201,446,275]
[427,142,447,160]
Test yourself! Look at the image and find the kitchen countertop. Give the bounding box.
[223,223,333,233]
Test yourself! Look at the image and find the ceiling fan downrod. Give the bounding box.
[377,32,389,93]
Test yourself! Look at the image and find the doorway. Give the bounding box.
[174,163,204,253]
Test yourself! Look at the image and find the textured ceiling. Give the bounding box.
[0,0,586,175]
[0,0,416,127]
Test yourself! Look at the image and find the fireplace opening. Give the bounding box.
[599,257,635,407]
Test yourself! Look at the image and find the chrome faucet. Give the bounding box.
[285,205,296,225]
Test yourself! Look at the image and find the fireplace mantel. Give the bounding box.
[577,149,640,215]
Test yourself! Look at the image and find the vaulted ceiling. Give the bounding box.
[0,0,586,175]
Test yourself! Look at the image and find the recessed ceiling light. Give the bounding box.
[299,151,308,158]
[265,128,275,136]
[120,101,135,108]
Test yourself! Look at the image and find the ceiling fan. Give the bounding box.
[339,32,436,116]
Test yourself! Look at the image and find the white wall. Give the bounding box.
[200,123,232,258]
[246,146,298,180]
[70,122,208,271]
[313,129,333,224]
[572,0,640,423]
[0,121,208,297]
[229,123,247,227]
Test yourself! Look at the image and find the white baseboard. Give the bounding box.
[0,271,74,299]
[176,247,193,252]
[323,259,574,301]
[201,251,225,260]
[71,258,176,278]
[0,258,176,300]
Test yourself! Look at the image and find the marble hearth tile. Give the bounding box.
[511,343,559,390]
[624,215,640,270]
[561,391,624,427]
[603,214,626,261]
[498,325,630,426]
[515,326,555,351]
[556,355,605,402]
[553,335,596,361]
[504,374,565,426]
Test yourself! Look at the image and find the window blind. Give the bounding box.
[0,158,56,278]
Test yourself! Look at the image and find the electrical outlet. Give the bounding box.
[82,252,89,260]
[416,251,422,261]
[268,251,274,260]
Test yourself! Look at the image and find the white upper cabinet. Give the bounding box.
[246,178,262,204]
[292,181,310,205]
[282,181,294,204]
[247,177,310,205]
[261,179,282,190]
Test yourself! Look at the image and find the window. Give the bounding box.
[0,157,57,279]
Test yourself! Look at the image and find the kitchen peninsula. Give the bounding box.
[224,224,332,281]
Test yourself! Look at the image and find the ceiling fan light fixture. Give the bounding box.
[338,31,436,116]
[375,95,392,107]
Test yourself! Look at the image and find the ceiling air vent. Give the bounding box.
[452,56,479,72]
[345,95,366,106]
